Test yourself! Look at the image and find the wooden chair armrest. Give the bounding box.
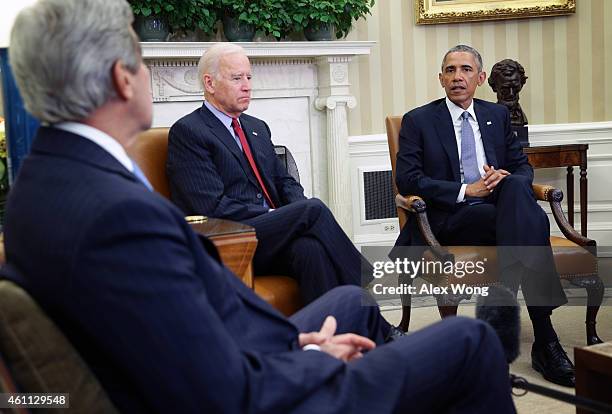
[532,184,556,202]
[395,193,425,213]
[395,194,452,261]
[532,184,595,247]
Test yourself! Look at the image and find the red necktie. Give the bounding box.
[231,118,276,209]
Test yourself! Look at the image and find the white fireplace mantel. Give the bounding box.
[141,41,375,59]
[142,41,375,237]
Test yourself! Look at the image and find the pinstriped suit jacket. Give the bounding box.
[167,104,306,220]
[3,127,355,413]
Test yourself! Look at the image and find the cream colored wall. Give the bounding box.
[347,0,612,136]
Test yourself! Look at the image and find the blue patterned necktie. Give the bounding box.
[131,159,153,191]
[460,111,480,184]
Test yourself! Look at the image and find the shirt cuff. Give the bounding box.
[302,344,321,352]
[456,184,467,203]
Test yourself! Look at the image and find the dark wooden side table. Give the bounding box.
[524,144,589,236]
[188,217,258,288]
[575,342,612,414]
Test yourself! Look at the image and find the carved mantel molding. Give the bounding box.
[141,41,375,237]
[141,41,376,59]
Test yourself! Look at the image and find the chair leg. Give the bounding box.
[398,292,411,332]
[570,276,604,345]
[438,305,458,319]
[586,305,603,346]
[586,277,604,345]
[435,292,469,319]
[397,272,414,332]
[399,305,412,332]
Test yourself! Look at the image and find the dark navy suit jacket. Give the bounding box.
[167,104,367,302]
[3,127,350,413]
[395,98,532,246]
[167,104,306,220]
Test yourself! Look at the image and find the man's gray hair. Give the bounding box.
[441,45,484,73]
[9,0,141,123]
[198,43,247,89]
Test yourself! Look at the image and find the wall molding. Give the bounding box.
[349,120,612,150]
[354,232,398,247]
[528,120,612,135]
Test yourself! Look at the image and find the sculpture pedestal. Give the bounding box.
[512,125,529,147]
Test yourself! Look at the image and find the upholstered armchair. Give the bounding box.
[0,274,119,413]
[385,116,604,345]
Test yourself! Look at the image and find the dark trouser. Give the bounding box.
[245,198,372,304]
[292,286,515,414]
[437,174,566,321]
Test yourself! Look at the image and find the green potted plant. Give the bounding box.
[167,0,218,40]
[290,0,375,40]
[254,1,293,40]
[129,0,172,41]
[335,0,375,38]
[219,0,292,41]
[129,0,217,41]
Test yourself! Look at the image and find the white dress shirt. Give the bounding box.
[445,98,488,202]
[204,100,243,151]
[54,122,133,173]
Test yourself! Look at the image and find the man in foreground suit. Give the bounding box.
[167,43,367,304]
[3,2,516,413]
[394,45,573,387]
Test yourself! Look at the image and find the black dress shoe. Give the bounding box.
[385,326,407,343]
[531,339,575,387]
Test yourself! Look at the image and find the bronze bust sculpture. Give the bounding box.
[488,59,528,126]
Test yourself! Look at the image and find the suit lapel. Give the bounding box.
[434,101,461,182]
[236,116,261,160]
[199,105,259,188]
[474,101,498,168]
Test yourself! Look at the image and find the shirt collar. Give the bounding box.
[445,97,477,122]
[204,100,236,130]
[54,122,133,172]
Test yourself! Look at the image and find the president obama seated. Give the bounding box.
[394,45,574,387]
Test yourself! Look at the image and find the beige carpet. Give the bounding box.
[381,304,612,413]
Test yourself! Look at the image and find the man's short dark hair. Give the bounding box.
[441,45,483,72]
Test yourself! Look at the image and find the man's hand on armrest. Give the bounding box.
[299,316,376,362]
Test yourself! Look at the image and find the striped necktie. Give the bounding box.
[460,111,484,205]
[231,118,276,208]
[460,111,480,184]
